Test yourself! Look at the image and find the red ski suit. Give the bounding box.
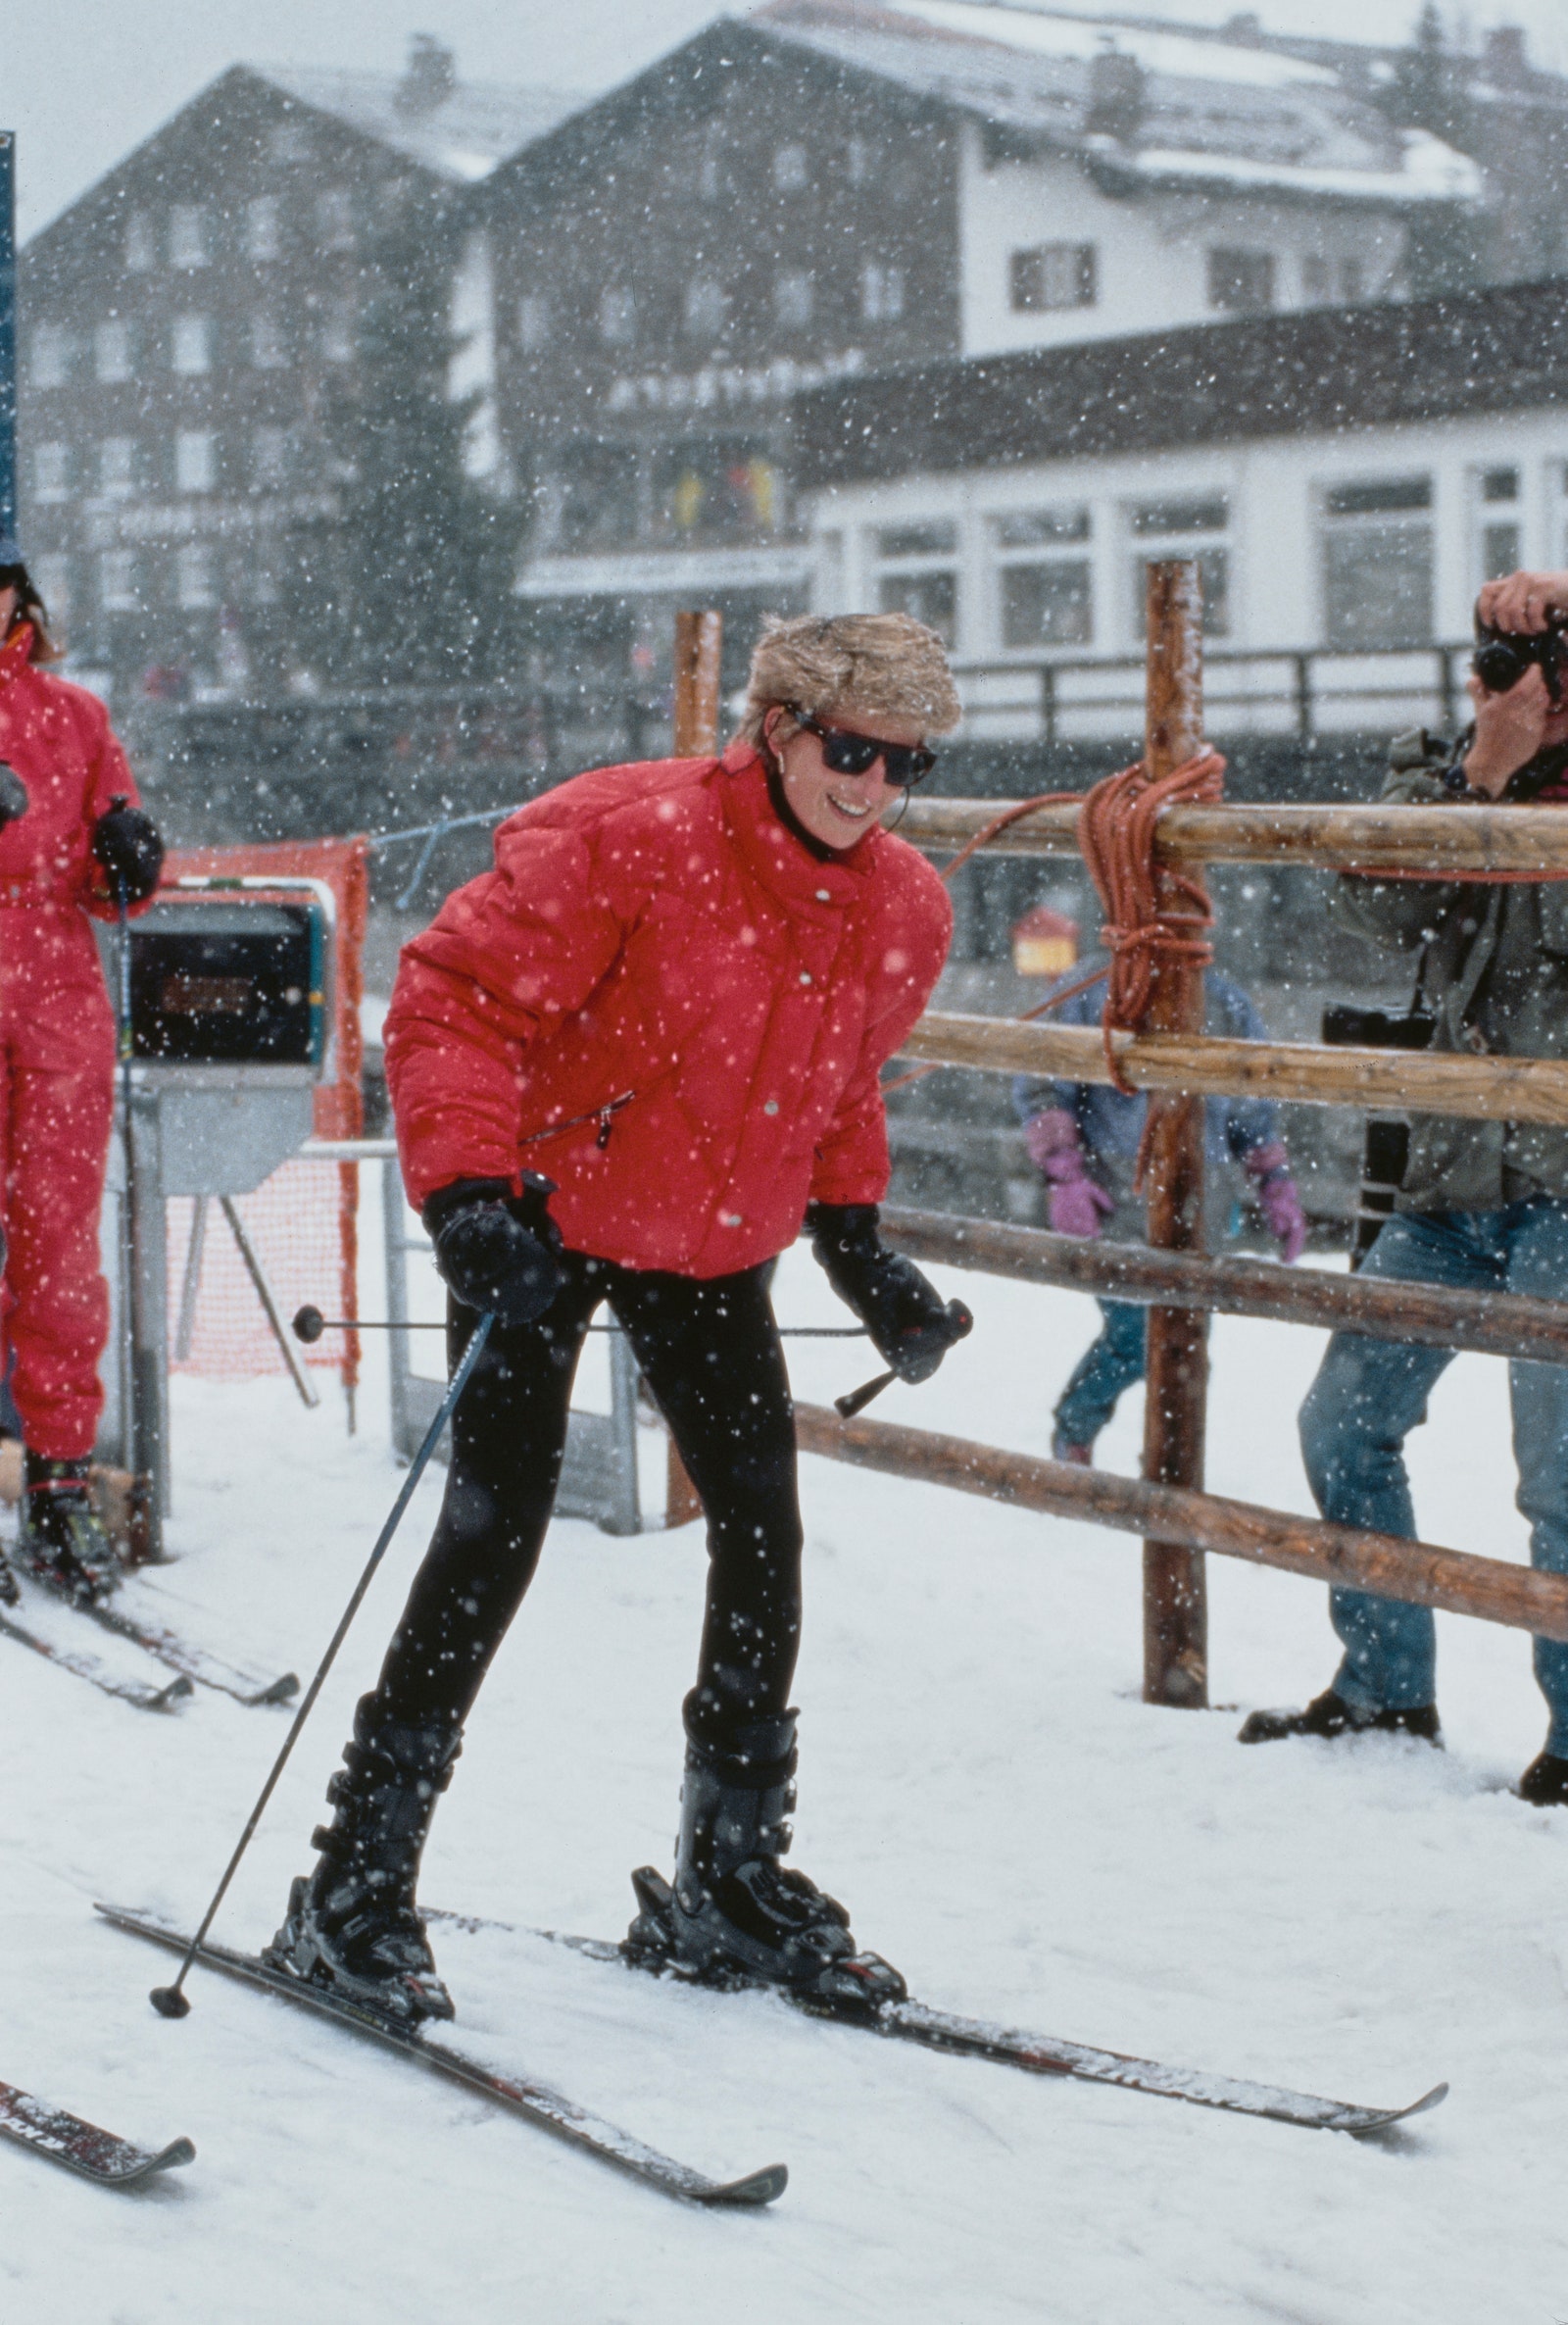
[384,743,952,1273]
[0,631,144,1458]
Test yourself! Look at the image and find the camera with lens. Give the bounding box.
[1471,614,1568,706]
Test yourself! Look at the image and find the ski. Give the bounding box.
[0,2078,195,2188]
[94,1904,787,2209]
[17,1571,298,1707]
[0,1608,194,1712]
[428,1894,1447,2140]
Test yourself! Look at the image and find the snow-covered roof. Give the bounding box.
[752,0,1481,206]
[254,64,586,184]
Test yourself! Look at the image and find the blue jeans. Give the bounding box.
[1054,1299,1147,1451]
[1298,1201,1568,1754]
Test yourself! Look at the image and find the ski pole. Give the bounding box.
[290,1304,866,1344]
[148,1310,496,2020]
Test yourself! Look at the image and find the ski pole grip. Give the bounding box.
[834,1368,896,1421]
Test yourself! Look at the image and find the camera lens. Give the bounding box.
[1472,637,1533,694]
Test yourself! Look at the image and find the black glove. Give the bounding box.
[808,1202,972,1384]
[422,1171,564,1330]
[0,762,26,830]
[92,795,164,904]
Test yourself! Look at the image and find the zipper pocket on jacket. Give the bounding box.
[520,1089,637,1154]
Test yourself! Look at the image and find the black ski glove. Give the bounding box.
[0,763,27,830]
[92,795,164,904]
[808,1202,972,1384]
[422,1171,564,1330]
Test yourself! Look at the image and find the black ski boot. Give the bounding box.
[626,1706,906,2013]
[1516,1751,1568,1806]
[265,1698,462,2024]
[20,1455,121,1604]
[1238,1688,1442,1746]
[0,1543,18,1607]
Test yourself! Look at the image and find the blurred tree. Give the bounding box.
[322,185,524,685]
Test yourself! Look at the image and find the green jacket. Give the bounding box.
[1329,733,1568,1212]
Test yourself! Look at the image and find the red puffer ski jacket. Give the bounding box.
[384,742,953,1276]
[0,629,143,915]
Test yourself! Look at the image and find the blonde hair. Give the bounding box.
[737,612,961,747]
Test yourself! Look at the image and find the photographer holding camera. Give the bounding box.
[1239,569,1568,1805]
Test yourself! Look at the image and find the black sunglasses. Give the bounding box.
[787,706,936,788]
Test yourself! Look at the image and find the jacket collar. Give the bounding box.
[0,625,35,692]
[718,741,877,915]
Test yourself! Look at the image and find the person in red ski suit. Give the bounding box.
[269,613,973,2023]
[0,543,163,1605]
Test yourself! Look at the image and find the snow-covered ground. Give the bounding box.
[4,1241,1568,2324]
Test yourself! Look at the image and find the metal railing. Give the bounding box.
[953,643,1468,747]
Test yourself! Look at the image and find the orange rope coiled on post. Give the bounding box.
[1076,748,1227,1096]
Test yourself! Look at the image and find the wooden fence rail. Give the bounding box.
[902,1012,1568,1128]
[901,796,1568,875]
[793,1404,1568,1647]
[878,1206,1568,1368]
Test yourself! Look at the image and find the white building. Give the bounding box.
[794,275,1568,741]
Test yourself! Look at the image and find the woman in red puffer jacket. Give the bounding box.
[268,614,972,2024]
[0,542,163,1608]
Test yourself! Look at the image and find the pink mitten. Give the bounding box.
[1246,1141,1306,1263]
[1026,1112,1115,1238]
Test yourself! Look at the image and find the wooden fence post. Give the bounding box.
[665,611,723,1527]
[1141,561,1210,1707]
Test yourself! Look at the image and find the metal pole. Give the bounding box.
[1140,561,1209,1709]
[218,1197,320,1410]
[664,611,723,1528]
[173,1198,209,1364]
[0,131,15,537]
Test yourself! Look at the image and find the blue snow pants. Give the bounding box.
[1053,1298,1148,1452]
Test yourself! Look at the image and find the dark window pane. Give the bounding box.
[994,507,1090,547]
[1484,520,1521,579]
[876,521,957,557]
[877,569,956,644]
[1207,248,1275,313]
[652,437,779,543]
[1323,525,1434,647]
[1002,561,1093,647]
[1131,497,1228,537]
[1325,476,1431,517]
[557,444,639,551]
[1009,244,1097,313]
[1482,467,1520,503]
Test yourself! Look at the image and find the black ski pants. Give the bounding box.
[371,1251,804,1749]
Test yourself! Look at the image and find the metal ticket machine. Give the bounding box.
[100,876,334,1557]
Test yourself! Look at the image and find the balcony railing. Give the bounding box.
[953,643,1470,747]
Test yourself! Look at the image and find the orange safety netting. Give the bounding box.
[161,836,368,1390]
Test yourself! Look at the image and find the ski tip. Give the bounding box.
[151,2135,197,2173]
[153,1675,197,1710]
[701,2159,789,2207]
[1342,2081,1449,2137]
[252,1672,301,1707]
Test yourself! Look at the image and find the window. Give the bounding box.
[29,556,71,625]
[176,545,217,609]
[124,212,156,272]
[683,277,727,341]
[175,430,217,492]
[250,311,288,370]
[100,437,137,497]
[773,144,808,193]
[860,264,906,323]
[1207,248,1274,314]
[1478,467,1521,584]
[653,437,778,544]
[1127,496,1230,638]
[1303,254,1364,307]
[99,551,139,613]
[556,443,640,551]
[1302,254,1330,305]
[317,189,354,250]
[172,315,213,373]
[252,426,290,487]
[518,294,550,354]
[33,443,71,502]
[598,286,636,347]
[320,300,356,364]
[95,320,133,382]
[992,507,1094,649]
[169,205,209,269]
[774,272,814,328]
[872,519,958,645]
[1321,476,1434,648]
[30,325,74,388]
[1009,244,1097,314]
[247,197,281,262]
[1340,257,1365,304]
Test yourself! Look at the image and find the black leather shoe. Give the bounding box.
[1238,1688,1441,1746]
[1515,1751,1568,1806]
